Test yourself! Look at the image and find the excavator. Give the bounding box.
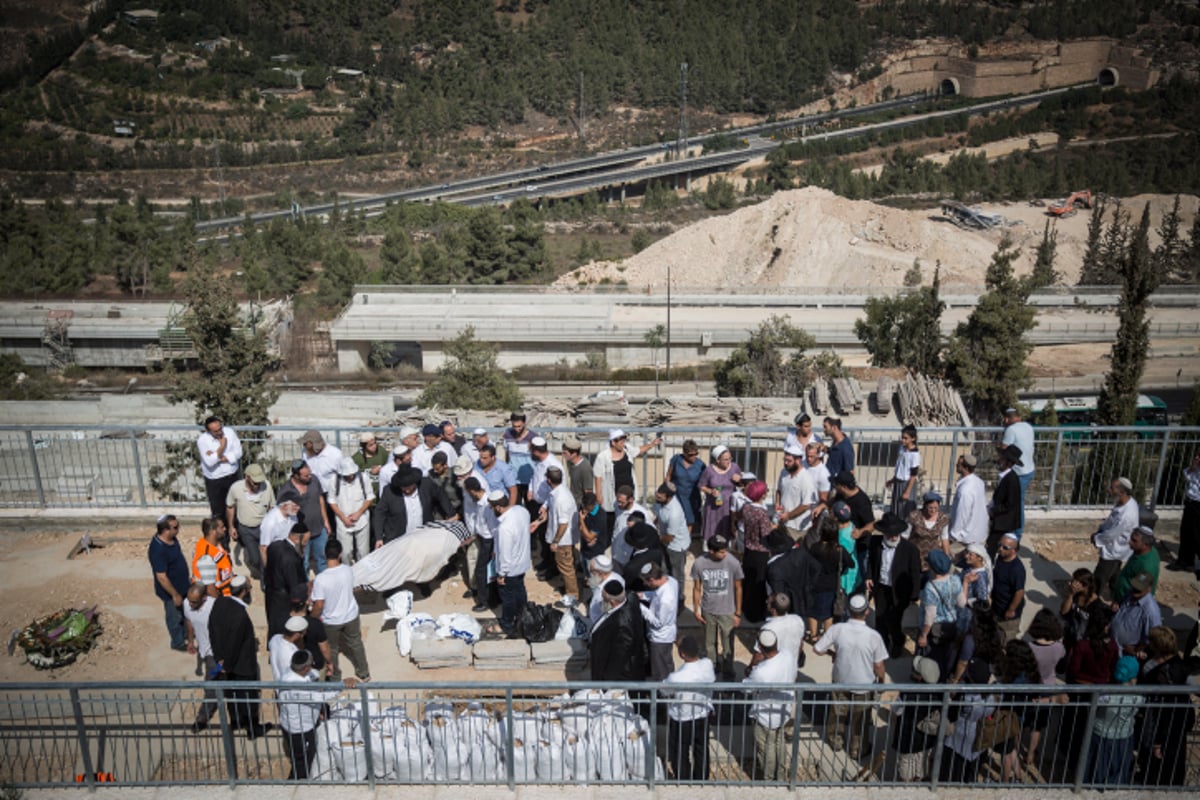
[1047,190,1093,218]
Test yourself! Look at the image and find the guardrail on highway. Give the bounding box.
[0,424,1195,512]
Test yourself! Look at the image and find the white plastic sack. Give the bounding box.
[436,612,483,644]
[386,714,431,782]
[563,732,596,782]
[311,719,341,781]
[624,730,665,781]
[397,612,437,656]
[367,718,394,779]
[459,706,503,782]
[510,737,538,783]
[499,711,544,749]
[330,716,371,782]
[535,737,568,782]
[557,704,597,739]
[425,708,466,781]
[383,590,414,621]
[554,611,577,640]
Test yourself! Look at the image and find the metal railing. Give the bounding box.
[1,680,1195,790]
[0,424,1196,512]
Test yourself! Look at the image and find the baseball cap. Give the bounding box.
[453,455,475,477]
[1130,572,1153,593]
[244,463,266,483]
[831,500,853,523]
[421,423,441,438]
[848,594,869,613]
[832,471,856,489]
[358,432,376,443]
[284,616,309,633]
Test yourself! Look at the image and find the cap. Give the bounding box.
[848,594,869,613]
[1116,476,1133,492]
[472,427,488,437]
[284,616,309,633]
[1113,655,1140,683]
[1134,524,1156,542]
[757,630,778,650]
[590,554,613,572]
[832,471,856,489]
[1004,407,1018,416]
[708,535,729,552]
[230,574,248,591]
[923,491,943,505]
[392,444,410,457]
[1129,571,1153,593]
[358,431,376,443]
[601,579,624,598]
[928,549,952,576]
[563,435,582,450]
[784,443,805,457]
[739,471,757,482]
[608,428,627,441]
[766,528,793,554]
[421,423,441,438]
[244,463,266,483]
[531,436,548,449]
[400,426,420,440]
[486,489,507,504]
[338,458,359,477]
[961,453,978,468]
[912,655,940,684]
[831,500,853,523]
[711,444,729,459]
[453,455,475,477]
[877,511,908,537]
[297,429,324,447]
[196,554,217,586]
[656,481,676,496]
[998,443,1024,467]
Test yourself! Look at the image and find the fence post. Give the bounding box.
[928,687,952,791]
[1047,430,1064,512]
[646,685,657,789]
[69,688,97,792]
[129,426,147,507]
[214,685,239,787]
[787,686,803,790]
[946,430,959,506]
[357,685,376,790]
[25,429,46,507]
[1071,688,1101,793]
[743,430,752,470]
[504,688,516,790]
[1149,429,1171,512]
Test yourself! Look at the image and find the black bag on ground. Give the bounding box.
[518,602,563,643]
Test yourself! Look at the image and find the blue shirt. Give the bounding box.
[478,459,517,494]
[148,534,190,601]
[1110,592,1162,650]
[826,436,855,476]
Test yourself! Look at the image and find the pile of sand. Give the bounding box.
[558,187,1199,291]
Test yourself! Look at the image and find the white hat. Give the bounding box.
[453,455,475,477]
[229,574,248,591]
[392,444,410,457]
[848,594,869,613]
[758,629,778,649]
[591,554,613,572]
[472,427,487,437]
[608,428,627,441]
[711,444,729,458]
[740,472,757,482]
[486,489,507,504]
[400,426,420,439]
[284,616,309,633]
[531,435,548,448]
[338,458,359,477]
[358,431,376,443]
[784,443,804,457]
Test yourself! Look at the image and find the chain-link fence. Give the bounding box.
[1,680,1195,789]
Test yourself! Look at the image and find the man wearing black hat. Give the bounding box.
[208,576,271,740]
[988,444,1024,556]
[589,579,647,681]
[764,528,820,622]
[866,512,922,658]
[265,523,309,639]
[373,466,454,549]
[622,522,665,593]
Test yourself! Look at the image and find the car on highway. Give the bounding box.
[525,184,539,192]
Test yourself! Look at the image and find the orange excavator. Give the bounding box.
[1048,190,1093,218]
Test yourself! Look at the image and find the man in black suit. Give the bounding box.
[988,444,1024,557]
[207,576,271,739]
[590,579,647,681]
[764,528,820,621]
[622,522,665,594]
[373,466,455,548]
[865,512,922,658]
[264,523,308,639]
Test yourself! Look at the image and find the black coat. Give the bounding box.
[373,478,454,546]
[623,547,665,594]
[866,536,922,604]
[990,470,1022,534]
[766,545,822,619]
[590,599,647,681]
[264,539,306,637]
[208,596,259,679]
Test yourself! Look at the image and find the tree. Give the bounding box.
[944,236,1036,418]
[166,261,279,426]
[714,315,835,397]
[854,264,945,375]
[1153,194,1184,284]
[1028,219,1059,290]
[903,259,922,287]
[1097,204,1157,426]
[702,176,737,210]
[418,326,522,411]
[1077,195,1106,286]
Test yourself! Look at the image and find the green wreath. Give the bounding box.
[16,607,103,670]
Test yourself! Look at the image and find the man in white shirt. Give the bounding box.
[198,415,243,524]
[489,490,531,636]
[776,446,818,538]
[1093,476,1141,601]
[655,482,690,600]
[529,436,564,508]
[543,466,580,599]
[377,444,411,500]
[802,442,832,513]
[947,454,989,547]
[783,413,823,454]
[1002,407,1036,538]
[326,459,372,563]
[225,464,274,579]
[277,649,358,780]
[530,437,565,580]
[459,472,497,612]
[638,563,679,680]
[258,500,300,583]
[612,488,653,569]
[310,539,371,683]
[663,636,714,781]
[758,593,806,678]
[183,581,219,732]
[814,594,888,760]
[744,629,797,781]
[269,615,308,682]
[298,430,345,493]
[460,428,488,466]
[412,423,458,477]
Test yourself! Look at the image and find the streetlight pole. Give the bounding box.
[666,262,672,384]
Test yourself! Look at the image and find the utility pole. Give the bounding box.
[666,262,672,383]
[676,62,688,158]
[213,136,226,216]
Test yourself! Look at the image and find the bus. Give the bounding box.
[1026,394,1169,429]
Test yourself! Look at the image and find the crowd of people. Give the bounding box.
[142,409,1200,783]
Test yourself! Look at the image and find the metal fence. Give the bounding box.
[2,680,1195,790]
[0,424,1197,512]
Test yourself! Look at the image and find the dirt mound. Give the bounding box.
[559,187,1199,291]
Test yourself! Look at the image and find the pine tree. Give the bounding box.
[1185,215,1200,285]
[1098,202,1130,285]
[1097,204,1158,426]
[418,326,522,411]
[1028,219,1059,290]
[1153,194,1183,284]
[944,236,1036,418]
[1077,195,1106,285]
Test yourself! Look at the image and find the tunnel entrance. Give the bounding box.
[1098,67,1119,87]
[939,77,960,96]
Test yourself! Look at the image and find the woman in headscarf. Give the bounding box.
[959,543,992,607]
[918,549,965,680]
[907,491,950,573]
[665,439,706,535]
[697,444,741,543]
[739,480,773,623]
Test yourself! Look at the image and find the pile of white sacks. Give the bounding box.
[311,689,664,783]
